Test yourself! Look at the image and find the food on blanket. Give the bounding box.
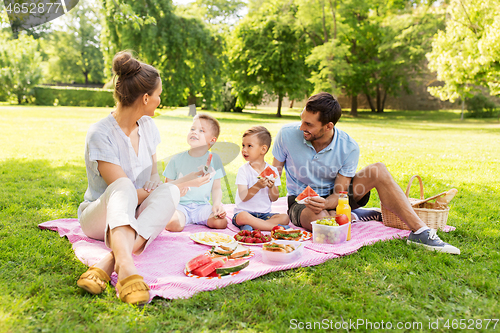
[257,166,278,180]
[194,232,234,245]
[185,254,212,272]
[234,229,272,244]
[203,152,213,174]
[316,217,339,226]
[295,186,319,203]
[335,214,349,226]
[191,258,226,277]
[216,259,250,276]
[271,226,302,241]
[263,242,297,253]
[312,221,349,244]
[209,244,251,259]
[435,188,458,207]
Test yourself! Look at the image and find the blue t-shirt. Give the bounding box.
[272,122,359,196]
[163,150,225,205]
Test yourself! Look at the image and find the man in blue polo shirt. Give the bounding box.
[272,92,460,254]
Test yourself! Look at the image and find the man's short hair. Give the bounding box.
[194,113,220,138]
[305,92,342,125]
[243,126,272,152]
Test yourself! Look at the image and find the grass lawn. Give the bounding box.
[0,105,499,332]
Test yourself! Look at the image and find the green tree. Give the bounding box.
[42,0,104,85]
[300,0,443,115]
[427,0,500,119]
[101,0,223,108]
[228,0,312,117]
[0,33,43,104]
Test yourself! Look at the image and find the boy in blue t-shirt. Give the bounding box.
[163,114,227,231]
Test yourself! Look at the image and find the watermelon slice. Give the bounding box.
[203,153,213,174]
[257,166,278,180]
[216,259,250,276]
[191,258,226,277]
[185,254,212,273]
[295,186,319,203]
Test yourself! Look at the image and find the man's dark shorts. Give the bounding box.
[287,179,370,227]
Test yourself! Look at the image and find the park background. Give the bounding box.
[1,0,499,332]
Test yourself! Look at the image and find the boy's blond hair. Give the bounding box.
[243,126,272,153]
[194,113,220,139]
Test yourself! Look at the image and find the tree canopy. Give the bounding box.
[427,0,500,102]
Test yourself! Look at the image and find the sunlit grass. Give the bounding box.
[0,105,499,332]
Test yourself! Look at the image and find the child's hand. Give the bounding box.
[265,178,275,188]
[212,205,226,219]
[255,178,267,189]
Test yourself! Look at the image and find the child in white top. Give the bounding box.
[232,126,289,231]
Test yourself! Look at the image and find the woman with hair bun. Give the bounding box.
[76,51,209,304]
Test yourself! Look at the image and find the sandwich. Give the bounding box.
[271,226,302,241]
[209,243,250,259]
[263,242,296,253]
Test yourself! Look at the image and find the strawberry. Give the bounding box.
[254,238,263,243]
[246,238,254,243]
[254,231,262,239]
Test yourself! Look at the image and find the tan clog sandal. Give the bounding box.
[77,266,110,295]
[116,274,150,305]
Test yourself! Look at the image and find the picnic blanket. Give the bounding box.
[38,197,455,300]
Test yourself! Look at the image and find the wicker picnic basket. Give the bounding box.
[381,175,450,231]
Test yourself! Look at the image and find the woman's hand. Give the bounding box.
[143,179,163,193]
[179,187,190,197]
[187,172,211,188]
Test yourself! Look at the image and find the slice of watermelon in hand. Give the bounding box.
[257,166,278,180]
[295,185,319,204]
[203,153,213,175]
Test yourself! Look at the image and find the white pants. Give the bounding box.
[78,178,180,254]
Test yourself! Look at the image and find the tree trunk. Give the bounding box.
[289,99,294,108]
[461,97,465,120]
[365,94,376,112]
[17,94,22,105]
[84,72,89,85]
[350,95,358,117]
[188,93,197,116]
[380,89,387,113]
[276,94,283,117]
[322,2,328,43]
[376,84,383,113]
[329,0,337,40]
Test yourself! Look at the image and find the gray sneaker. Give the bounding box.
[407,229,460,255]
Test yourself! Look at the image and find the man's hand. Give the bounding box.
[212,205,226,219]
[304,196,326,214]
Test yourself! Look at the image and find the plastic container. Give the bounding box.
[311,221,350,244]
[261,240,304,265]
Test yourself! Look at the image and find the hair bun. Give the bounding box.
[113,51,142,79]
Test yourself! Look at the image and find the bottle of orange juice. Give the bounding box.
[336,191,351,241]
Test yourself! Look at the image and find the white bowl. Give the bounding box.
[261,240,304,265]
[311,221,350,244]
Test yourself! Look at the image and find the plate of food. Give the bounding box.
[233,229,272,245]
[271,225,312,241]
[190,232,236,246]
[261,240,304,264]
[206,243,255,260]
[185,254,250,279]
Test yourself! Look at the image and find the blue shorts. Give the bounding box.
[177,203,213,226]
[232,211,278,230]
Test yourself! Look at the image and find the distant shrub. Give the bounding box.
[34,86,115,107]
[465,94,498,118]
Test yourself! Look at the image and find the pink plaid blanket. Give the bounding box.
[38,197,454,300]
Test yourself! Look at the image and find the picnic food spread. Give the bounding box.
[257,166,278,180]
[271,225,302,241]
[263,242,298,253]
[312,220,350,244]
[190,232,234,246]
[234,229,272,244]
